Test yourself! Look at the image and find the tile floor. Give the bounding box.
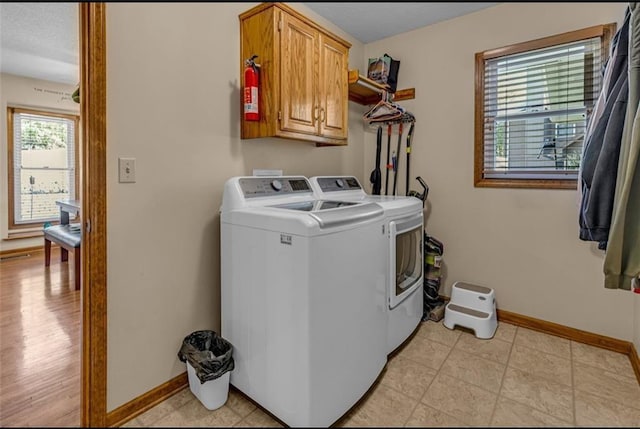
[122,321,640,427]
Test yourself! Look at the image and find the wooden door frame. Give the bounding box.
[80,3,107,427]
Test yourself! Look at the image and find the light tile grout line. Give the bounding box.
[148,396,196,427]
[400,320,461,427]
[139,322,620,427]
[497,328,575,426]
[442,323,574,426]
[137,320,640,427]
[396,326,459,370]
[571,342,638,381]
[402,322,500,427]
[236,408,261,427]
[399,322,518,427]
[570,358,640,413]
[149,395,245,428]
[424,323,511,425]
[228,393,279,427]
[435,325,486,426]
[383,379,426,427]
[487,323,518,426]
[130,386,190,427]
[227,404,245,426]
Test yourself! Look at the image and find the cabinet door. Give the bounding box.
[280,12,318,136]
[318,34,348,140]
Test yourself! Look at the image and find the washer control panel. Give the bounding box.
[240,177,311,198]
[316,177,362,192]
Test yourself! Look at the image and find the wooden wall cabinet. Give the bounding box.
[240,2,351,146]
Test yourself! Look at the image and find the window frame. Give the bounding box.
[474,23,616,189]
[7,106,80,231]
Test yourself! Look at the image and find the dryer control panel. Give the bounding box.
[316,177,362,192]
[240,177,312,198]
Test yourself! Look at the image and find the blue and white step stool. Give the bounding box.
[443,281,497,339]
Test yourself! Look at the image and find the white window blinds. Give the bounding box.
[12,111,76,225]
[481,36,603,181]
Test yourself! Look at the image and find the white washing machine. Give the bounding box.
[309,176,424,354]
[220,176,388,427]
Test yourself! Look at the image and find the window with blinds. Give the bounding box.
[475,24,615,189]
[8,108,79,229]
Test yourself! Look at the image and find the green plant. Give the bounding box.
[21,118,68,150]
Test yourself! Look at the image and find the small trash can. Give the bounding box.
[177,330,234,410]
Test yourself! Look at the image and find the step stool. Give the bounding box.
[443,282,497,339]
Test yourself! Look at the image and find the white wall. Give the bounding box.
[363,2,632,340]
[105,2,366,411]
[0,73,79,251]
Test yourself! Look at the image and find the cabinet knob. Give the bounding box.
[320,107,326,123]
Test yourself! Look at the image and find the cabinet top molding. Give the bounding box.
[239,2,352,50]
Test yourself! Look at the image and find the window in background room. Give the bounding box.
[7,107,79,230]
[475,24,615,189]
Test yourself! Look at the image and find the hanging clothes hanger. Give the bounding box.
[363,90,393,117]
[367,110,415,128]
[364,91,404,123]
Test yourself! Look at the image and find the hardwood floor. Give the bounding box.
[0,247,81,427]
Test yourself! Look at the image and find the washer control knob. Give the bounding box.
[271,179,283,191]
[336,179,345,188]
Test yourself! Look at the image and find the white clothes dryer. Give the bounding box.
[309,176,424,354]
[220,176,388,427]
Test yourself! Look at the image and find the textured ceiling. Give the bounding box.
[0,3,498,85]
[0,2,78,85]
[304,2,498,44]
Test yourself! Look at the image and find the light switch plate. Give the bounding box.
[119,157,136,183]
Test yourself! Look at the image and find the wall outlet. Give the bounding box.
[119,157,136,183]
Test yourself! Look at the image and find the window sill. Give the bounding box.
[4,230,44,240]
[474,178,577,190]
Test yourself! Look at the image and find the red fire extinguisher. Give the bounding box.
[244,55,260,121]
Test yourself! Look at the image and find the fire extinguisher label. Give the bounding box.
[244,87,258,114]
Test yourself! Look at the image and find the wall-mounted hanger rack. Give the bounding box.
[364,90,415,128]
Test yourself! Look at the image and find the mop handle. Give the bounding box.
[392,122,403,196]
[405,122,415,196]
[385,124,392,195]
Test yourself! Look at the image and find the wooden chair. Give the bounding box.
[44,224,81,290]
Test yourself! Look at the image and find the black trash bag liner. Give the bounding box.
[177,330,235,384]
